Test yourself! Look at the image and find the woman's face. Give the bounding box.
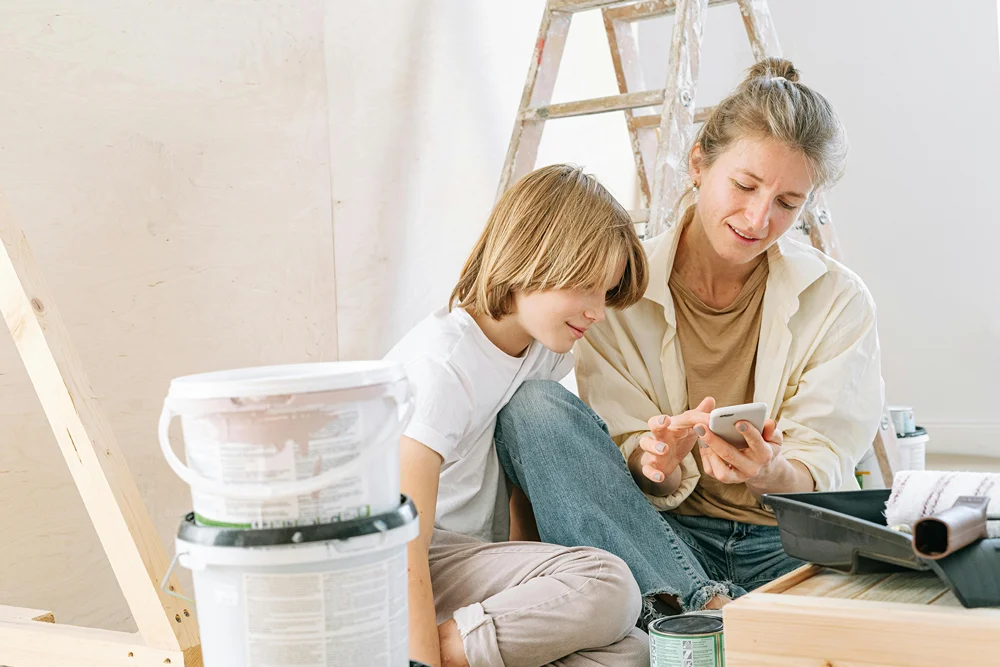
[690,136,814,266]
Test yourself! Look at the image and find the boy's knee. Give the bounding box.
[576,549,643,646]
[503,380,569,415]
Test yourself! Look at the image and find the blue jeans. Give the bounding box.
[494,380,802,612]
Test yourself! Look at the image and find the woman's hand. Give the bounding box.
[696,420,814,498]
[631,397,715,492]
[696,419,782,485]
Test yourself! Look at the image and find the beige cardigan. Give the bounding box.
[576,222,885,511]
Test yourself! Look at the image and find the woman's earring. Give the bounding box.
[692,182,700,194]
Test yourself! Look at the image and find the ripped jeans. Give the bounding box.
[494,380,802,612]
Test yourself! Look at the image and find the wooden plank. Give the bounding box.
[604,0,735,22]
[782,570,892,600]
[0,196,198,653]
[603,6,657,206]
[523,89,665,121]
[725,593,1000,667]
[0,621,197,667]
[497,8,571,197]
[753,563,824,594]
[0,606,54,624]
[855,572,950,605]
[646,0,707,237]
[632,105,715,128]
[725,655,904,667]
[736,0,781,61]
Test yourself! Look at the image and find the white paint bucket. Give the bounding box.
[897,427,928,472]
[159,362,413,529]
[889,405,916,436]
[855,447,885,489]
[166,497,419,667]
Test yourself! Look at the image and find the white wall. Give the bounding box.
[0,1,337,630]
[639,0,1000,457]
[326,0,637,360]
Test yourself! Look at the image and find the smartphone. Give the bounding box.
[708,402,768,449]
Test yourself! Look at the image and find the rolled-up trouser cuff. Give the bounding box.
[453,602,505,667]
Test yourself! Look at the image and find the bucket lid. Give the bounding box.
[167,361,406,400]
[177,495,418,548]
[897,426,927,439]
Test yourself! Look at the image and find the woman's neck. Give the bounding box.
[673,210,765,309]
[470,310,532,358]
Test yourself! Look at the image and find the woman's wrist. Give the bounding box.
[745,454,814,499]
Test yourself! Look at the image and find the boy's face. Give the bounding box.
[513,270,622,354]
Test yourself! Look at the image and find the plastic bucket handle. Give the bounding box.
[159,379,414,500]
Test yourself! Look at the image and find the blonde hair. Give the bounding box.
[694,57,848,196]
[450,164,648,319]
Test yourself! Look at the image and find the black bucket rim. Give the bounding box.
[177,495,417,548]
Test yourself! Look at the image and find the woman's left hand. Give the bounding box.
[694,420,783,486]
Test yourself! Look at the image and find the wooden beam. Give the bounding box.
[0,606,55,624]
[725,593,1000,667]
[631,105,715,128]
[604,0,735,22]
[0,194,198,653]
[497,8,571,196]
[0,621,197,667]
[737,0,782,61]
[523,89,664,121]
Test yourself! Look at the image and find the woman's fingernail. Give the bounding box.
[656,442,666,453]
[654,472,664,482]
[699,442,708,449]
[658,416,666,425]
[694,425,706,437]
[737,423,748,433]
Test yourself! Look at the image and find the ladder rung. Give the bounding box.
[524,90,664,121]
[632,105,716,129]
[602,0,736,22]
[628,209,649,224]
[549,0,640,12]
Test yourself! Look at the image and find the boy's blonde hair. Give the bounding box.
[450,164,648,319]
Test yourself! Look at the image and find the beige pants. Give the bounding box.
[429,530,649,667]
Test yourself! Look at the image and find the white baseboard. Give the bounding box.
[919,421,999,458]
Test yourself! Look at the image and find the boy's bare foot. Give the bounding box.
[703,594,732,610]
[438,618,470,667]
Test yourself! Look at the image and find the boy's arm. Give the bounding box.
[400,435,444,667]
[508,485,540,542]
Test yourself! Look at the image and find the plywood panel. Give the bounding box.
[0,0,336,631]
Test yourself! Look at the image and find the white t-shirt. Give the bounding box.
[385,306,573,541]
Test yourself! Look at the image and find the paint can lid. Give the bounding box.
[897,426,927,439]
[177,495,418,548]
[650,615,723,635]
[167,361,407,400]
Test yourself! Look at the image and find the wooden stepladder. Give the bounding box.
[0,194,202,666]
[499,0,902,485]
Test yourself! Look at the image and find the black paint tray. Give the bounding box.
[763,489,1000,608]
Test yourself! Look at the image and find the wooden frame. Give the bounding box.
[724,565,1000,666]
[0,193,201,666]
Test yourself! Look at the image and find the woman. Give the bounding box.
[493,58,884,627]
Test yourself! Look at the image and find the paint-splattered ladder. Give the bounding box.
[499,0,902,485]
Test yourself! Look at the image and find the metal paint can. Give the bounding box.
[649,615,725,667]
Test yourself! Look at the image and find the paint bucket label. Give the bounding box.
[649,616,724,667]
[243,550,408,667]
[183,403,376,528]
